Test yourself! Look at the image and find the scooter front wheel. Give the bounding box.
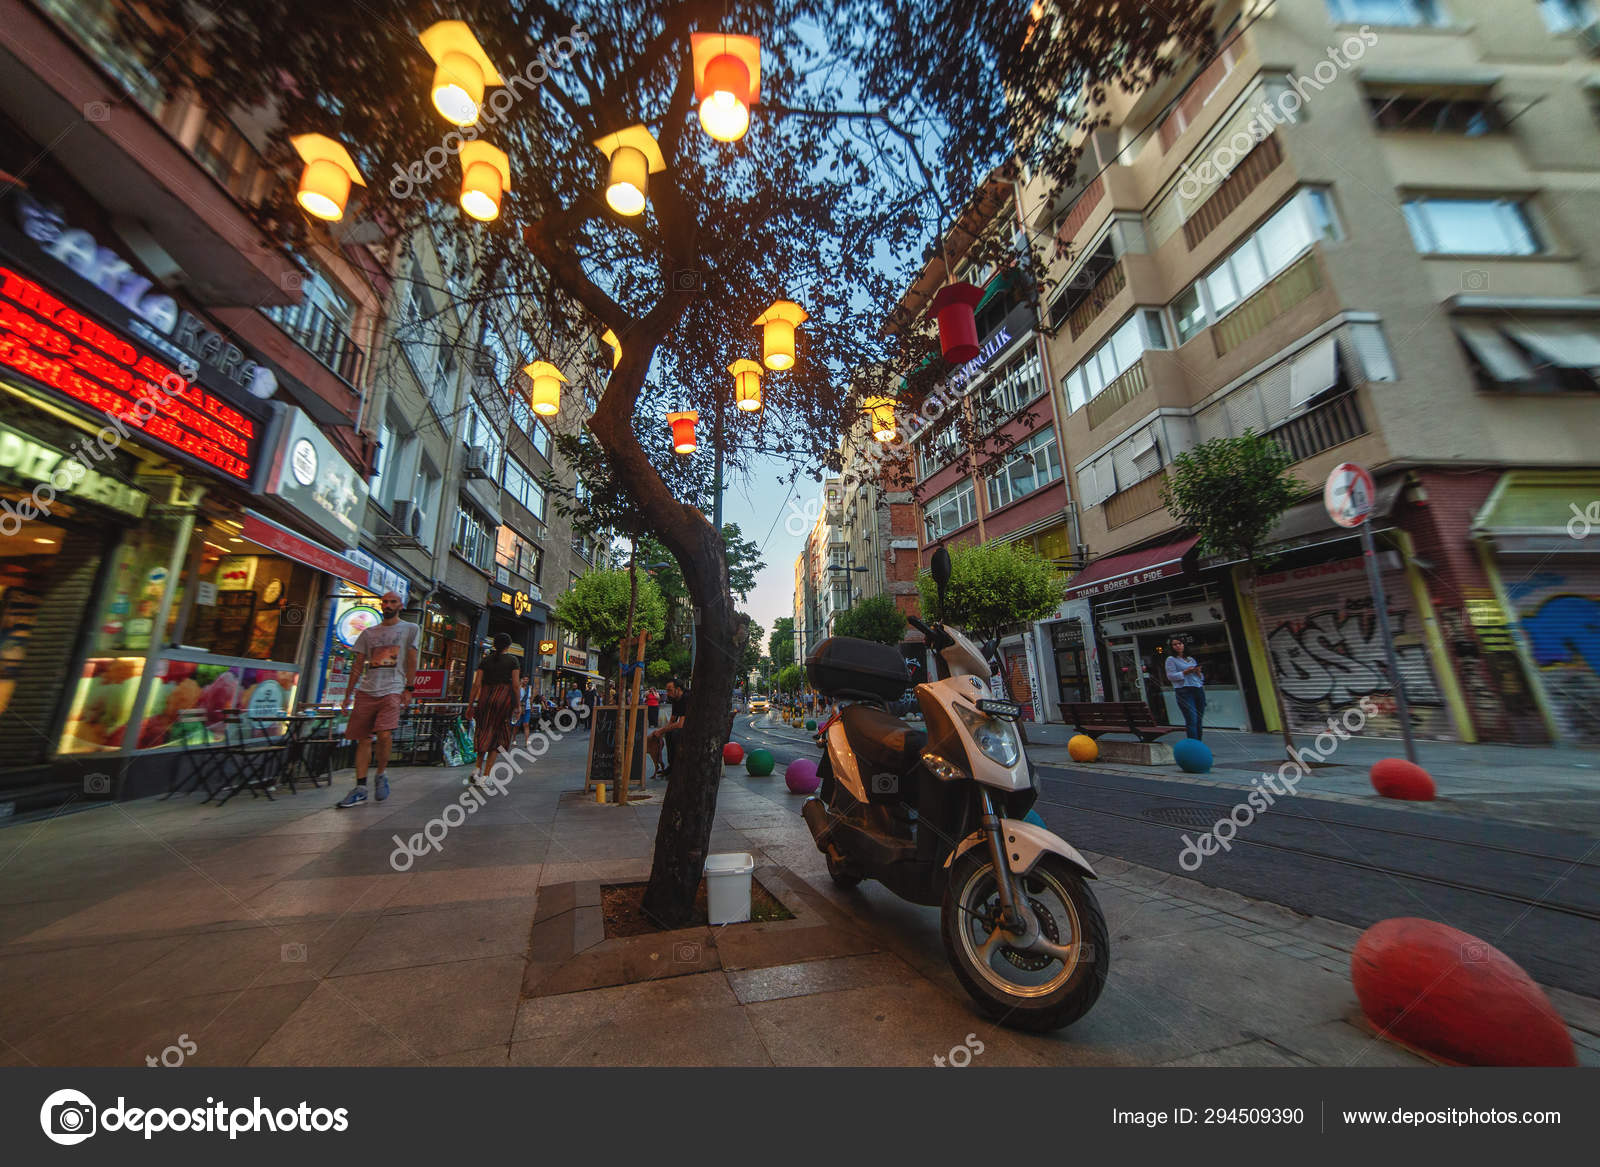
[941,850,1109,1032]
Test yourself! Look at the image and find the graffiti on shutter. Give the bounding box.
[1507,565,1600,745]
[1251,554,1456,740]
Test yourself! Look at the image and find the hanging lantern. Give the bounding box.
[667,410,699,454]
[420,21,504,127]
[593,125,665,217]
[864,397,898,443]
[929,281,985,364]
[752,300,808,371]
[523,361,566,417]
[691,32,761,142]
[290,134,365,222]
[728,359,764,412]
[601,328,622,369]
[458,141,510,221]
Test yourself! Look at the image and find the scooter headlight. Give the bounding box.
[955,704,1020,767]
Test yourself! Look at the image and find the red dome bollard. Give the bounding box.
[1370,758,1435,801]
[722,742,745,765]
[1351,918,1577,1066]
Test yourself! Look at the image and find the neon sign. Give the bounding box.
[0,265,261,482]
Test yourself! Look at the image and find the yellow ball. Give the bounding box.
[1068,734,1099,763]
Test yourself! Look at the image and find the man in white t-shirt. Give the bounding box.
[337,591,420,807]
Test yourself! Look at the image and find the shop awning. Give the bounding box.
[240,510,368,584]
[1475,470,1600,554]
[1454,316,1600,385]
[1065,536,1198,600]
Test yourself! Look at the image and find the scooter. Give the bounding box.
[800,548,1108,1031]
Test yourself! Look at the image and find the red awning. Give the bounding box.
[1065,536,1199,600]
[240,510,369,585]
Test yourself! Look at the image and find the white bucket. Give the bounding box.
[704,852,756,924]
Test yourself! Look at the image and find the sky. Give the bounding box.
[725,464,814,657]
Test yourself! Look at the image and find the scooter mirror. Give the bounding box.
[931,546,952,613]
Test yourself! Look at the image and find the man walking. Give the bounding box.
[337,591,420,807]
[1165,636,1206,741]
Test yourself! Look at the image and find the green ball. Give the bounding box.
[804,719,816,731]
[745,748,775,776]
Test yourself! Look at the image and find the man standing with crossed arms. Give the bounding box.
[337,591,419,807]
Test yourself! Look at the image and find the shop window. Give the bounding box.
[176,520,318,662]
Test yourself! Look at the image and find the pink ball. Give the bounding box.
[723,742,745,765]
[784,757,820,795]
[1370,758,1435,801]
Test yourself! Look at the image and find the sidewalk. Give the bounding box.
[0,734,1594,1067]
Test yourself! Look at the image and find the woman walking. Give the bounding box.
[1165,636,1206,741]
[467,633,522,786]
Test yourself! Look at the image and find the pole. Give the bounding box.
[1359,518,1418,764]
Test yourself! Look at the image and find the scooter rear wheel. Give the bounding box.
[941,850,1109,1032]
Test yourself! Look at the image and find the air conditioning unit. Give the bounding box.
[390,500,424,541]
[463,446,490,479]
[472,350,496,378]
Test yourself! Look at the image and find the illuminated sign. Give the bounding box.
[0,422,148,519]
[0,265,264,483]
[336,603,382,648]
[265,407,367,546]
[538,640,557,655]
[562,647,588,669]
[489,586,536,618]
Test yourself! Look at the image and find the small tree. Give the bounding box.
[554,570,667,653]
[769,617,797,669]
[777,663,806,694]
[1161,431,1302,752]
[917,542,1065,643]
[833,594,908,646]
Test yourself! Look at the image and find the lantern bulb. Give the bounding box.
[607,182,646,216]
[604,144,649,216]
[296,157,351,221]
[432,52,484,126]
[533,398,559,417]
[736,397,762,413]
[461,160,501,221]
[699,90,750,141]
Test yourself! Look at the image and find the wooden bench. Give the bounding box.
[1059,701,1183,743]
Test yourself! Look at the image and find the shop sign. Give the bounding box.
[490,587,535,617]
[412,669,447,699]
[0,421,148,520]
[343,549,409,605]
[264,408,367,546]
[240,510,368,584]
[12,190,278,400]
[561,647,588,669]
[335,602,383,648]
[0,264,267,484]
[538,639,557,656]
[1098,601,1225,639]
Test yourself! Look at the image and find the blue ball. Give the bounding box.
[1023,808,1047,829]
[1173,738,1213,774]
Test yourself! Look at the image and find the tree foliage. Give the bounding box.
[553,569,667,649]
[832,593,907,645]
[1160,432,1302,567]
[917,542,1064,639]
[769,616,797,668]
[776,663,806,693]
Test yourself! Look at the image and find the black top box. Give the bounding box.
[806,637,911,701]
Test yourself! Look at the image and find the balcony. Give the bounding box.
[1067,259,1127,340]
[1104,470,1169,530]
[1087,359,1148,430]
[261,301,367,390]
[1266,391,1368,464]
[1212,252,1324,358]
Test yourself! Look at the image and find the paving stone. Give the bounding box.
[330,900,533,976]
[1160,1039,1315,1067]
[726,952,913,1005]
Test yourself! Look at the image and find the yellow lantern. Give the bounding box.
[864,396,898,443]
[601,329,622,369]
[729,359,763,412]
[667,411,699,454]
[593,125,666,217]
[752,300,808,371]
[459,141,510,221]
[420,21,504,127]
[523,361,567,417]
[290,134,365,222]
[691,32,761,142]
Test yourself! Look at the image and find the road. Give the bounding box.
[733,713,1600,997]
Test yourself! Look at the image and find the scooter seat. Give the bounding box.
[840,704,927,778]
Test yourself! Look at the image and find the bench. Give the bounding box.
[1059,700,1183,743]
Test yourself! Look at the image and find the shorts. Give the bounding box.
[346,690,405,739]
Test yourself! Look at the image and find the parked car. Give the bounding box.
[750,698,769,713]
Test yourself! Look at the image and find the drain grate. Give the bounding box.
[1141,806,1221,829]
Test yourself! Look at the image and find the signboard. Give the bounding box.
[561,646,588,670]
[344,548,409,605]
[583,705,646,797]
[264,408,367,546]
[0,264,267,484]
[1324,461,1376,529]
[538,639,557,656]
[335,602,383,648]
[0,421,148,520]
[240,510,368,583]
[1099,600,1226,639]
[412,668,447,699]
[489,586,536,618]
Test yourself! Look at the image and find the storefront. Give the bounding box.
[486,583,549,660]
[1475,470,1600,745]
[424,587,481,700]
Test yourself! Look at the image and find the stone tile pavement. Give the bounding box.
[0,730,1593,1068]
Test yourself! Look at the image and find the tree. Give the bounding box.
[737,611,763,679]
[832,593,907,646]
[917,541,1065,642]
[647,659,673,684]
[554,570,667,651]
[1161,431,1303,752]
[769,617,797,669]
[136,0,1212,925]
[777,663,806,694]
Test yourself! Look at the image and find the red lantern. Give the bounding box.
[930,281,984,364]
[667,410,699,454]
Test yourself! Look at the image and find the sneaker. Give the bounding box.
[336,786,368,808]
[375,775,389,801]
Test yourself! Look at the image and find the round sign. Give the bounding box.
[335,603,382,648]
[1324,462,1376,529]
[290,438,318,486]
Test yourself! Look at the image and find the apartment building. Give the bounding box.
[834,411,923,626]
[1024,0,1600,742]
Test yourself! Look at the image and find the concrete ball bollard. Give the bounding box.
[722,742,745,766]
[784,757,820,794]
[1173,738,1213,773]
[1067,734,1099,763]
[745,748,775,777]
[1370,758,1435,801]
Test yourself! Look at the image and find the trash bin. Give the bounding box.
[705,852,755,924]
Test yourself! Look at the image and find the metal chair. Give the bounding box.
[164,711,229,800]
[213,710,285,804]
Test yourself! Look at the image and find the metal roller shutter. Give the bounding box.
[1507,558,1600,744]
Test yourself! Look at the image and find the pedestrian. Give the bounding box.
[513,677,534,748]
[1166,636,1206,741]
[337,590,419,807]
[467,633,522,787]
[645,684,660,729]
[647,677,689,778]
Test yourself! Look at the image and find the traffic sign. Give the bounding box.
[1324,462,1376,529]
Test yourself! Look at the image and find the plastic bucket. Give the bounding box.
[704,852,755,924]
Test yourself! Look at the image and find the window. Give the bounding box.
[571,532,595,562]
[1367,94,1505,136]
[980,348,1046,424]
[503,457,546,519]
[1541,0,1597,32]
[453,504,496,570]
[1169,188,1341,345]
[923,480,977,539]
[463,397,504,483]
[915,422,962,479]
[417,460,441,527]
[1061,310,1168,414]
[1325,0,1444,26]
[986,429,1064,510]
[1402,197,1540,256]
